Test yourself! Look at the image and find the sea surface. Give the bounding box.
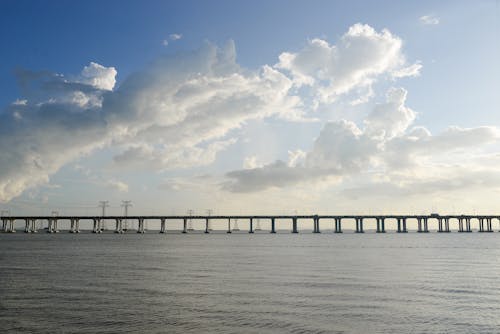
[1,231,500,333]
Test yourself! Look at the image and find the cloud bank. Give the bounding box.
[0,39,301,201]
[224,88,500,193]
[1,22,497,206]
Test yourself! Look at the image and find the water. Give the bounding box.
[1,231,500,333]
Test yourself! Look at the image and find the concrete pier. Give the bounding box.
[355,218,364,233]
[479,218,485,232]
[397,218,407,233]
[271,218,276,233]
[5,219,15,233]
[249,218,254,233]
[376,218,385,233]
[114,218,123,233]
[335,218,342,233]
[313,216,320,233]
[292,217,298,233]
[160,218,166,234]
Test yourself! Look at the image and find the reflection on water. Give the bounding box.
[1,232,500,333]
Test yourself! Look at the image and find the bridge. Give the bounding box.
[1,214,500,234]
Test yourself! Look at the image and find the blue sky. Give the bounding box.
[0,0,499,216]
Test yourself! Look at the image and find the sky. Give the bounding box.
[0,0,500,216]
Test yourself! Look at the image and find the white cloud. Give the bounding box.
[392,62,423,78]
[3,23,489,206]
[287,149,306,167]
[162,39,169,46]
[114,139,237,170]
[106,179,129,192]
[0,65,111,202]
[224,87,500,193]
[243,156,262,169]
[364,87,416,139]
[12,99,27,106]
[276,23,421,105]
[420,14,440,25]
[0,41,301,202]
[170,33,182,41]
[77,62,117,91]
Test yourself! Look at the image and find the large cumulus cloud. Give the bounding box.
[4,23,488,204]
[277,23,421,105]
[224,87,500,193]
[0,40,302,202]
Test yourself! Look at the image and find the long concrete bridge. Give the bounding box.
[1,214,500,234]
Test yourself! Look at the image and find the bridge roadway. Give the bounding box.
[1,214,500,234]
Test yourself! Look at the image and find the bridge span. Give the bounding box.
[1,214,500,234]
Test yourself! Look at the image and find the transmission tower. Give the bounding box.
[121,200,132,230]
[98,201,109,231]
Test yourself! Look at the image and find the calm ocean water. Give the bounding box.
[1,231,500,333]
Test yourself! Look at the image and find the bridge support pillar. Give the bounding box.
[182,218,187,233]
[487,218,493,232]
[7,219,15,233]
[438,218,444,232]
[397,218,402,233]
[335,218,343,233]
[24,219,30,233]
[270,218,276,233]
[356,218,364,233]
[30,219,37,233]
[249,218,254,233]
[376,218,385,233]
[114,218,122,233]
[92,219,99,233]
[47,219,54,233]
[115,218,120,233]
[400,218,407,233]
[205,218,209,234]
[71,219,80,233]
[458,218,464,232]
[137,218,145,233]
[292,217,298,233]
[159,218,166,234]
[466,218,471,232]
[479,218,485,232]
[444,218,450,232]
[227,218,232,233]
[313,216,320,233]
